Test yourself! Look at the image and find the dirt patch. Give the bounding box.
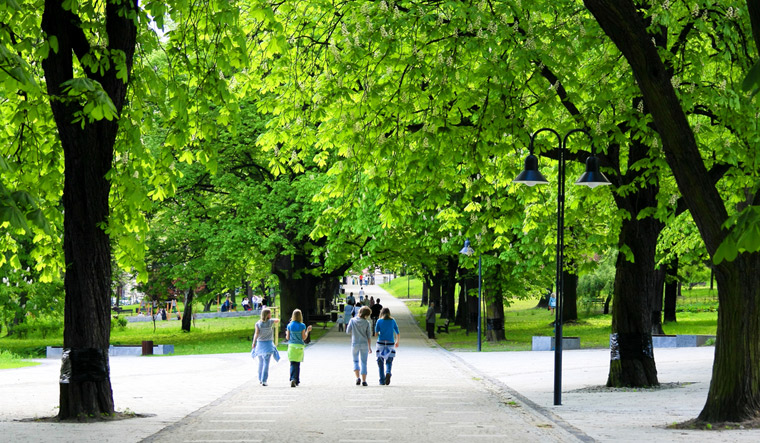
[569,382,692,393]
[672,418,760,430]
[19,411,155,423]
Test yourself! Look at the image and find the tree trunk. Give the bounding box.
[651,266,665,335]
[536,288,552,309]
[485,289,505,342]
[663,257,678,323]
[429,272,442,310]
[607,217,661,387]
[442,257,457,319]
[698,254,760,422]
[421,277,429,306]
[562,270,578,323]
[42,0,137,420]
[181,288,195,332]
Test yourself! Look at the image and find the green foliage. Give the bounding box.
[0,350,39,370]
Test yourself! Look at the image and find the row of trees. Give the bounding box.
[1,0,758,425]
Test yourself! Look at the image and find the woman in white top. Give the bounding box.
[252,308,280,386]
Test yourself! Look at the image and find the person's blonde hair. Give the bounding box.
[291,309,303,322]
[261,307,271,321]
[359,306,371,319]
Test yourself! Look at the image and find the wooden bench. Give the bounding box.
[111,306,134,316]
[437,319,451,334]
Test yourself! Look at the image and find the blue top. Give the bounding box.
[375,318,399,343]
[287,321,307,345]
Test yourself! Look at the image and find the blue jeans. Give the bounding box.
[377,356,393,384]
[290,362,301,383]
[258,354,272,383]
[352,345,369,375]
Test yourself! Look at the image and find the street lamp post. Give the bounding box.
[514,128,610,406]
[459,239,482,352]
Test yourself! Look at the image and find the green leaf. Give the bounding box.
[713,237,738,265]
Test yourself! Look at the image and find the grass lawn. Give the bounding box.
[0,313,332,359]
[0,279,717,360]
[384,278,719,352]
[0,350,39,369]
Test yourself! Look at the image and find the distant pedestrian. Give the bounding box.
[347,306,373,386]
[344,301,353,324]
[286,309,311,387]
[252,308,280,386]
[369,296,375,308]
[370,299,382,336]
[346,292,355,306]
[375,307,400,386]
[549,292,556,314]
[426,302,436,339]
[337,313,345,332]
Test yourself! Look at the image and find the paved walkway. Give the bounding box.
[1,276,759,442]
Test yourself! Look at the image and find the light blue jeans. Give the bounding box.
[352,345,369,375]
[258,354,272,383]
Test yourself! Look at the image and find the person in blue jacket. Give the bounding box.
[374,307,400,386]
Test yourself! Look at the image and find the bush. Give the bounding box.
[111,316,128,331]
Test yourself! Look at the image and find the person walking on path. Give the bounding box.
[252,307,280,386]
[370,298,382,336]
[286,309,312,387]
[374,307,399,386]
[346,306,373,386]
[425,302,436,339]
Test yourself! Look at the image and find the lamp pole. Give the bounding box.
[514,127,610,406]
[460,239,482,352]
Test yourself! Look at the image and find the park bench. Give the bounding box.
[111,306,133,316]
[437,319,450,334]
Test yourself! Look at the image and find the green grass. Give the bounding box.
[0,350,40,369]
[382,274,423,300]
[0,314,331,358]
[0,281,718,359]
[384,278,719,352]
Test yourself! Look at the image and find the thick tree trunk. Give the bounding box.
[536,288,551,309]
[181,288,194,332]
[429,272,442,310]
[585,1,760,419]
[663,257,678,323]
[485,293,505,342]
[273,254,319,326]
[562,270,578,323]
[607,217,661,387]
[42,0,137,420]
[442,258,457,320]
[651,266,665,335]
[699,255,760,422]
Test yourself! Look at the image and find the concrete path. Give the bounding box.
[1,275,758,442]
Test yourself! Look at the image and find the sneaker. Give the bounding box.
[362,381,368,386]
[262,382,268,386]
[356,378,361,386]
[385,373,391,386]
[291,380,297,388]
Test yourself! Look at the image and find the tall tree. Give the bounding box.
[585,0,760,424]
[41,0,138,419]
